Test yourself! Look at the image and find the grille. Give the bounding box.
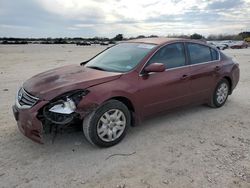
[17,88,39,108]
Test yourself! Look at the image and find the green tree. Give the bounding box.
[190,33,203,39]
[136,35,146,39]
[113,34,123,41]
[239,32,250,39]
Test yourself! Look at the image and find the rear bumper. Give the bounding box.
[231,65,240,92]
[12,101,48,144]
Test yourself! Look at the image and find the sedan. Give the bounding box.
[13,38,240,147]
[231,41,248,49]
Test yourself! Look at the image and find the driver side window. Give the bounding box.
[148,43,186,69]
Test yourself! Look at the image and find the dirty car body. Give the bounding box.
[12,38,240,146]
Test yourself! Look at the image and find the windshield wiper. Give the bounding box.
[86,66,107,71]
[80,60,89,66]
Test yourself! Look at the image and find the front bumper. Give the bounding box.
[12,101,48,144]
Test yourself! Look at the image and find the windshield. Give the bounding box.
[85,43,156,72]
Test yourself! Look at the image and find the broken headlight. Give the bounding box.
[42,90,89,125]
[49,98,76,114]
[48,90,89,115]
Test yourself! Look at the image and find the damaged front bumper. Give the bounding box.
[12,100,48,144]
[13,88,99,144]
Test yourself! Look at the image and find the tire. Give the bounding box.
[209,79,230,108]
[83,100,131,147]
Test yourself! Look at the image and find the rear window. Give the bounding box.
[187,43,212,64]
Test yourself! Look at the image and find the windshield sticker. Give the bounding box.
[137,44,156,49]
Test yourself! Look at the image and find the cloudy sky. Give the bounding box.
[0,0,249,38]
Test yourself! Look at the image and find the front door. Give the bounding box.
[137,42,192,117]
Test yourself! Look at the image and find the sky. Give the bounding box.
[0,0,250,38]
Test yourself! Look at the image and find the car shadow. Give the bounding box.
[43,104,213,148]
[8,103,224,159]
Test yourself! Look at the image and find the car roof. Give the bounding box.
[126,37,191,45]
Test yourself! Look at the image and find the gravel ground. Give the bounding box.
[0,44,250,188]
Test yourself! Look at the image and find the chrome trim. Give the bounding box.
[15,98,31,109]
[15,88,39,109]
[22,88,39,100]
[139,41,221,76]
[140,59,221,76]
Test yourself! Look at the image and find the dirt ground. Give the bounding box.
[0,44,250,188]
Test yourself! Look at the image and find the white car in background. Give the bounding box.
[221,40,235,48]
[207,41,228,50]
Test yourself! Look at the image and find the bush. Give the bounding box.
[190,33,203,40]
[244,37,250,42]
[113,34,123,41]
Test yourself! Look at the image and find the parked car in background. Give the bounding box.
[76,41,91,46]
[100,41,109,46]
[231,41,248,49]
[221,40,236,48]
[207,41,228,50]
[13,38,240,147]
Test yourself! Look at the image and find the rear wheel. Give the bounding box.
[209,79,230,108]
[83,100,131,147]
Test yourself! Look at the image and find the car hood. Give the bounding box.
[23,64,122,100]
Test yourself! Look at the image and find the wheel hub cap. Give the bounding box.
[216,83,229,104]
[97,109,126,142]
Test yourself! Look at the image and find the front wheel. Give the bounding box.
[209,79,230,108]
[83,100,131,147]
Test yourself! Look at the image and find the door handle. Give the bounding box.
[180,74,189,80]
[215,66,221,71]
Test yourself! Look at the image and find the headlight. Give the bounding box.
[49,98,76,114]
[48,90,89,115]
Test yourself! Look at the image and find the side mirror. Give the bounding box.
[144,63,166,73]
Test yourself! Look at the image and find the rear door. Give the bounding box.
[186,43,221,103]
[137,42,192,117]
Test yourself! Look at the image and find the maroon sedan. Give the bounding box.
[13,38,240,147]
[231,41,248,49]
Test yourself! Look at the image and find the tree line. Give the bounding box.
[1,32,250,45]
